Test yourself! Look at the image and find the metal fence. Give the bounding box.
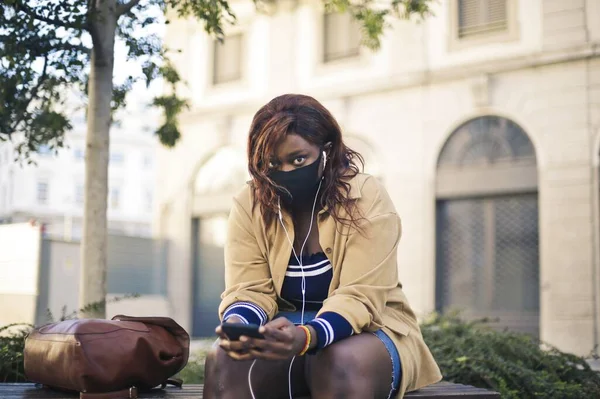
[436,194,540,336]
[37,235,168,324]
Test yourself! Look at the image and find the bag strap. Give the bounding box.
[80,387,138,399]
[160,378,184,389]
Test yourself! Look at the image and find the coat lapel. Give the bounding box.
[271,209,294,295]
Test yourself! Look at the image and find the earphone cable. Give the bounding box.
[288,356,296,398]
[251,153,326,399]
[248,359,257,399]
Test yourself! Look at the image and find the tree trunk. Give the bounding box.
[80,0,118,319]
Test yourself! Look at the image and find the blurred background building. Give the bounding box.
[0,100,166,328]
[0,111,157,240]
[155,0,600,357]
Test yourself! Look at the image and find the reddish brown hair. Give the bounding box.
[247,93,364,228]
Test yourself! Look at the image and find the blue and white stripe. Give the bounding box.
[306,311,354,350]
[312,318,334,346]
[281,253,333,309]
[223,301,267,325]
[225,313,249,325]
[285,259,332,277]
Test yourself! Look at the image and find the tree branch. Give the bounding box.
[31,54,49,100]
[116,0,142,16]
[8,55,49,133]
[15,1,81,30]
[59,42,92,55]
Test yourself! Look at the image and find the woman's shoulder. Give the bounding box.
[346,173,397,217]
[232,182,254,213]
[231,181,270,223]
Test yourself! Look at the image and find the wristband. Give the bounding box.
[297,325,311,356]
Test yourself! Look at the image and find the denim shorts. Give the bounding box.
[277,311,402,398]
[373,329,402,398]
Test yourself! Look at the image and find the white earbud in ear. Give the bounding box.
[323,151,327,168]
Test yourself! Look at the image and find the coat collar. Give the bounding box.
[317,174,363,215]
[348,175,363,200]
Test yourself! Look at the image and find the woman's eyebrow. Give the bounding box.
[286,150,307,158]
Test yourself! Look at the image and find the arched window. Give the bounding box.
[435,116,539,336]
[344,135,381,178]
[194,146,249,196]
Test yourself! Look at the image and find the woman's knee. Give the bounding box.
[203,346,219,378]
[310,343,373,396]
[205,347,305,399]
[203,346,245,398]
[203,347,220,393]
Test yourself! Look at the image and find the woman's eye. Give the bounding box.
[293,157,306,166]
[268,161,277,169]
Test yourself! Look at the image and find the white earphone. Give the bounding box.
[323,150,327,168]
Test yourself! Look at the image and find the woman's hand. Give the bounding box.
[216,317,306,361]
[215,316,256,360]
[243,317,307,360]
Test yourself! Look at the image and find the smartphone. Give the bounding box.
[221,323,265,341]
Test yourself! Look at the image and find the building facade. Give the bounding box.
[158,0,600,355]
[0,112,157,240]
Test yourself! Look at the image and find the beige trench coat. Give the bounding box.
[219,173,442,397]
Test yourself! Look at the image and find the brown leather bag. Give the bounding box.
[23,315,190,399]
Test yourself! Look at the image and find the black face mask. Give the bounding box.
[269,152,323,205]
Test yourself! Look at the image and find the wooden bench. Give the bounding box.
[0,382,500,398]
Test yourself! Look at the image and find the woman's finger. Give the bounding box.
[226,350,255,361]
[219,338,250,353]
[215,326,227,339]
[218,337,231,351]
[264,317,291,329]
[248,348,287,361]
[219,338,256,361]
[263,324,294,342]
[241,336,291,355]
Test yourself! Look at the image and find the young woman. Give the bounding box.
[204,94,441,399]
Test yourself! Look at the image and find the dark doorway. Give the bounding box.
[192,215,228,337]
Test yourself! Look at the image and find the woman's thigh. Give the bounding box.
[204,345,310,399]
[306,333,395,399]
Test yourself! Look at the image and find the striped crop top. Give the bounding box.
[223,252,354,350]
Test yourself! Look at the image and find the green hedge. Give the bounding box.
[0,324,29,383]
[3,314,600,398]
[421,314,600,399]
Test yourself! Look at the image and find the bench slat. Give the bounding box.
[406,382,501,398]
[0,383,500,398]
